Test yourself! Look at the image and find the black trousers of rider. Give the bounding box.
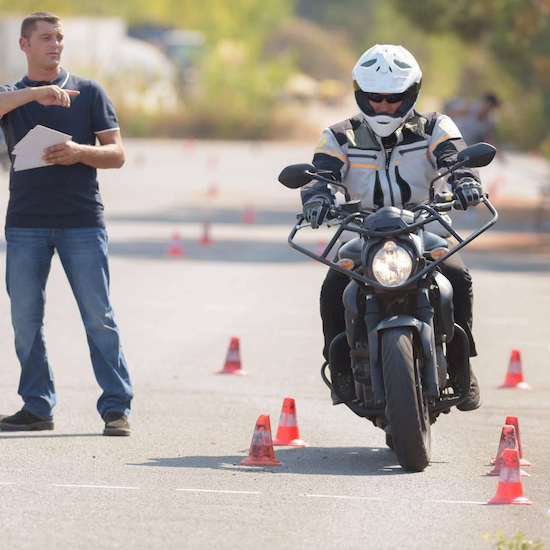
[320,252,477,369]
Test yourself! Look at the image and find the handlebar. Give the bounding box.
[326,192,462,222]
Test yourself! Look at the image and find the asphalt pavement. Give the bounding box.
[0,140,549,550]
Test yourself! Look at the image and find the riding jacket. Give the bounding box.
[301,111,480,213]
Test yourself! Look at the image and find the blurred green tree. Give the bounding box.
[296,0,375,42]
[391,0,550,151]
[0,0,292,46]
[264,17,356,81]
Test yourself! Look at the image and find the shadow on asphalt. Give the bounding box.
[130,447,424,476]
[107,239,323,263]
[0,236,326,263]
[453,203,550,234]
[462,251,550,273]
[108,206,297,227]
[0,235,545,270]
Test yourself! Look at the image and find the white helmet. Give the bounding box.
[352,44,422,137]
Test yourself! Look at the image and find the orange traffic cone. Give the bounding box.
[200,222,212,246]
[241,415,282,466]
[273,398,307,447]
[242,204,257,224]
[503,415,531,467]
[499,349,531,389]
[167,232,184,257]
[215,337,248,375]
[487,448,532,505]
[487,425,529,477]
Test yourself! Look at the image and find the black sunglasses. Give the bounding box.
[366,92,406,104]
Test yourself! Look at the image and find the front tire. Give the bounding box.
[381,327,431,472]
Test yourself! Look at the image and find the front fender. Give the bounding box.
[369,314,439,399]
[369,315,432,361]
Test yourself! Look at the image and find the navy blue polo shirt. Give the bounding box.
[0,68,119,228]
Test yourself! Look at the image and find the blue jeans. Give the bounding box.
[5,227,133,420]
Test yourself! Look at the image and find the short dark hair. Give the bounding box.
[21,12,61,40]
[484,93,500,107]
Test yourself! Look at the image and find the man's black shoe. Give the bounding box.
[456,369,482,412]
[103,412,131,436]
[0,410,54,431]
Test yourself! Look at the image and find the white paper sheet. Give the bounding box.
[12,125,72,171]
[13,154,53,171]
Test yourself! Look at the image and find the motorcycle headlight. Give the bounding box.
[371,240,413,287]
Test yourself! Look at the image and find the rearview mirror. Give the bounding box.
[457,142,497,168]
[278,163,315,189]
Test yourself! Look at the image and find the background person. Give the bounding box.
[443,93,500,146]
[0,11,133,436]
[301,44,484,412]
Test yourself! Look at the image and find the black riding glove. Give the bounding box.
[303,194,334,228]
[453,178,483,210]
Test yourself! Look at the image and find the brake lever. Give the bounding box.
[328,207,359,223]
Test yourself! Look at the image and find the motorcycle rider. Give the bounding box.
[301,44,483,411]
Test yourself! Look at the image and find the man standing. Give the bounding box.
[0,12,133,436]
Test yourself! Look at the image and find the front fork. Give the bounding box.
[361,287,440,407]
[415,287,440,398]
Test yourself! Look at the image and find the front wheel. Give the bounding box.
[381,327,431,472]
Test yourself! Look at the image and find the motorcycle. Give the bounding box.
[278,142,498,472]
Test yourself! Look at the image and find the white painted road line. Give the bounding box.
[300,494,383,501]
[176,489,262,495]
[428,500,487,505]
[0,483,490,505]
[53,484,140,490]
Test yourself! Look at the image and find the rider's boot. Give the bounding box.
[331,371,355,405]
[452,365,482,411]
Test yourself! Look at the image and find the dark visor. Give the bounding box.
[366,92,406,104]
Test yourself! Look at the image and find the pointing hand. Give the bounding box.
[33,85,80,108]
